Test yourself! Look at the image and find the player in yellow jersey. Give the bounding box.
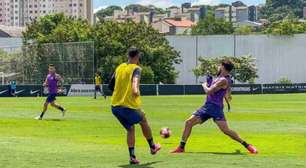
[94,72,106,99]
[109,48,161,165]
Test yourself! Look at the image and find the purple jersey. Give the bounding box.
[47,73,58,94]
[206,76,232,108]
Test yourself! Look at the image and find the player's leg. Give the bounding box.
[100,85,106,99]
[172,104,210,153]
[215,120,258,154]
[171,115,203,153]
[36,101,49,120]
[138,111,161,155]
[127,125,139,164]
[112,106,140,164]
[50,101,66,116]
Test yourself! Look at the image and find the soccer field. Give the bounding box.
[0,94,305,168]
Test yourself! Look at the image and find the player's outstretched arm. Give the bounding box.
[202,79,227,95]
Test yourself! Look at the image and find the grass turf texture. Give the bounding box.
[0,94,305,168]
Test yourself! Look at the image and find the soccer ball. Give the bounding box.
[160,127,171,139]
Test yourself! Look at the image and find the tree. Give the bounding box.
[141,66,155,84]
[93,21,181,84]
[124,4,166,14]
[191,15,234,35]
[234,25,253,35]
[22,14,94,84]
[95,6,122,20]
[264,18,306,35]
[125,4,151,13]
[23,14,181,84]
[193,55,258,83]
[231,1,246,7]
[23,13,92,44]
[260,0,306,22]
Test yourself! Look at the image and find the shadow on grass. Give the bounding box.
[44,119,63,122]
[118,161,162,168]
[186,150,245,155]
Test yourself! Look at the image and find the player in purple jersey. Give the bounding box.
[35,64,66,120]
[171,60,258,154]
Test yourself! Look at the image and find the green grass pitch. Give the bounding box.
[0,94,305,168]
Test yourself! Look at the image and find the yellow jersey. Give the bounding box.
[111,63,141,109]
[95,76,102,85]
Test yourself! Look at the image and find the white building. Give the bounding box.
[0,0,93,27]
[215,6,249,23]
[152,18,194,35]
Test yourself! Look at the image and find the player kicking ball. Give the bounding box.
[109,48,161,165]
[35,64,66,120]
[171,60,258,154]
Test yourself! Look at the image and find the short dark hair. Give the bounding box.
[222,60,234,72]
[49,64,55,67]
[128,47,140,58]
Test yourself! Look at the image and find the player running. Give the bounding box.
[35,64,66,120]
[171,60,258,154]
[94,72,106,99]
[109,48,161,165]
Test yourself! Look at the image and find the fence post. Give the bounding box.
[156,84,159,96]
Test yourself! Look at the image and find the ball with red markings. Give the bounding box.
[160,127,171,139]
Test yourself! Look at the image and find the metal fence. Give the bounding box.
[0,41,94,85]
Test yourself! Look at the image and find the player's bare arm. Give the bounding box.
[202,79,227,95]
[225,87,232,102]
[132,75,140,97]
[43,77,48,87]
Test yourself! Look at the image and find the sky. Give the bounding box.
[94,0,266,12]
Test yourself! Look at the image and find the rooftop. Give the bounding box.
[163,19,194,27]
[0,25,25,37]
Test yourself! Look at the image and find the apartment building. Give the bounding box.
[0,0,93,27]
[304,7,306,19]
[215,5,249,23]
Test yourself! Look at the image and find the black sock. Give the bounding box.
[179,141,186,149]
[241,141,249,148]
[58,106,64,112]
[128,147,136,158]
[147,138,155,149]
[39,112,45,118]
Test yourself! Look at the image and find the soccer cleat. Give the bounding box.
[170,147,185,153]
[129,157,140,165]
[246,144,258,154]
[150,143,161,155]
[62,109,66,117]
[35,116,42,120]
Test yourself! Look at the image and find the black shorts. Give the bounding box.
[95,85,101,92]
[193,103,226,122]
[11,89,16,94]
[46,94,57,103]
[112,106,143,130]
